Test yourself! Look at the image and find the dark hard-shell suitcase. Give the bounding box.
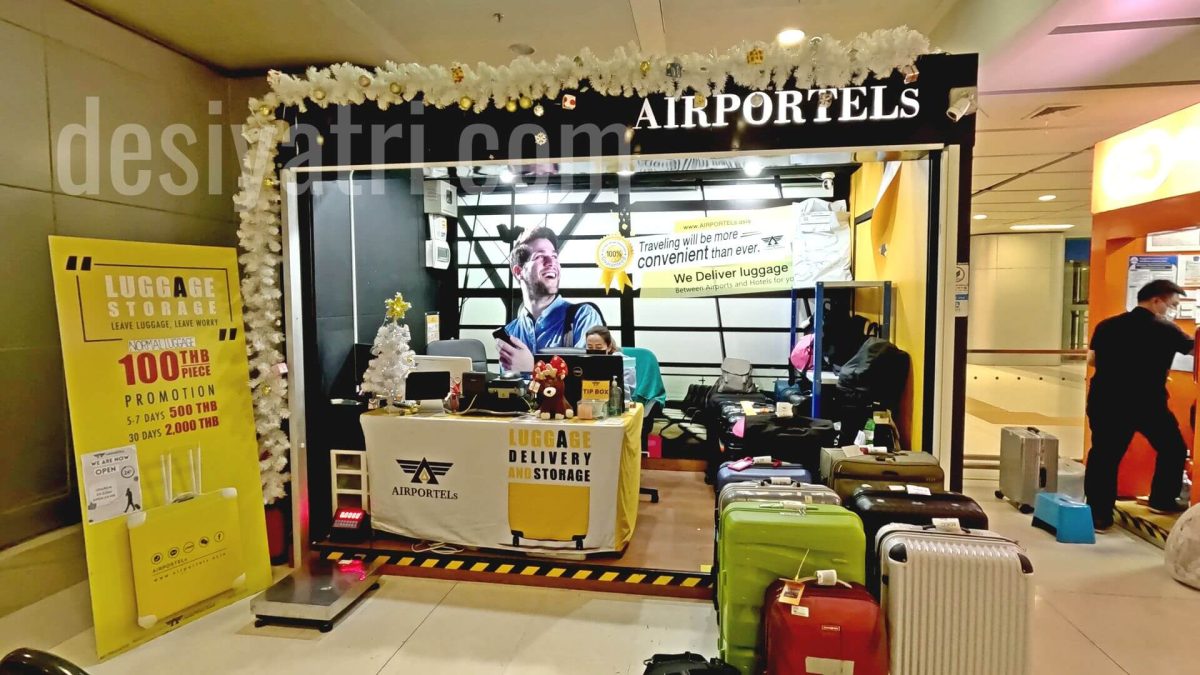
[717,501,865,675]
[715,461,813,505]
[762,576,888,675]
[828,451,944,500]
[847,487,989,596]
[704,392,774,483]
[741,415,838,471]
[641,652,738,675]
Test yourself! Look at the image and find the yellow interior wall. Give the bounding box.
[849,161,929,452]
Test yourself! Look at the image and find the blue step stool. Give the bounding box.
[1031,492,1095,544]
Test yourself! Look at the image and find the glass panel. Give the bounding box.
[635,331,724,364]
[457,213,509,239]
[631,186,704,203]
[702,182,782,200]
[630,210,708,235]
[633,298,719,326]
[718,298,793,328]
[460,297,508,326]
[722,331,792,365]
[460,191,512,207]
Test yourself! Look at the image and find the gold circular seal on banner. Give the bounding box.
[596,234,633,271]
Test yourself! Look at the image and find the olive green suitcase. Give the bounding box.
[716,501,866,675]
[828,451,944,500]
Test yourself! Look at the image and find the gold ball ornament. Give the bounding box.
[263,385,271,396]
[257,105,272,117]
[451,65,465,83]
[747,47,765,65]
[357,74,371,88]
[262,177,276,189]
[505,99,518,113]
[639,61,651,76]
[518,95,533,110]
[693,93,707,108]
[312,89,326,101]
[389,82,404,95]
[458,96,473,111]
[533,104,545,117]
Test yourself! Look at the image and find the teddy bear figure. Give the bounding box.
[532,356,574,420]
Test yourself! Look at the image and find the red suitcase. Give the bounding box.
[762,575,888,675]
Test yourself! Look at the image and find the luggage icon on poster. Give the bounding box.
[507,482,590,550]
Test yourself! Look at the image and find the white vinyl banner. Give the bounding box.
[362,412,635,553]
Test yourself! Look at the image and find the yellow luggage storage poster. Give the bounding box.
[48,237,271,658]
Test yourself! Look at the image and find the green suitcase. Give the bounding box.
[716,501,866,675]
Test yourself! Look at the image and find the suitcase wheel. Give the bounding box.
[1019,503,1035,515]
[994,490,1004,500]
[511,531,523,547]
[573,535,585,550]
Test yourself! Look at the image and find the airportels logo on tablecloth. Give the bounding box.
[392,458,458,500]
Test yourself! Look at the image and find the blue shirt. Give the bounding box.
[504,296,604,353]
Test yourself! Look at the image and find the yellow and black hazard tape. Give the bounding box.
[317,545,712,589]
[1112,505,1171,548]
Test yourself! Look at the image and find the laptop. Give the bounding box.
[535,351,624,408]
[411,355,473,411]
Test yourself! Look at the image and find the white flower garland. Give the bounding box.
[237,28,932,504]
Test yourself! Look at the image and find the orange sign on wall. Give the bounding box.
[1093,102,1200,214]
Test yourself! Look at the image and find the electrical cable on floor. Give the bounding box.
[411,540,464,555]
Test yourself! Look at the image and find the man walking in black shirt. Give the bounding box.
[1087,279,1194,531]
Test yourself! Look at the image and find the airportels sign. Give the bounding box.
[633,85,921,130]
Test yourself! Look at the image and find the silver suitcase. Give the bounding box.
[996,426,1058,513]
[716,479,840,524]
[879,522,1034,675]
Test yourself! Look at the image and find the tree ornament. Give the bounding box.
[902,64,919,83]
[810,36,823,47]
[639,60,651,76]
[573,55,584,67]
[534,131,548,146]
[357,74,371,88]
[818,90,834,108]
[505,99,518,112]
[533,103,545,116]
[384,292,412,320]
[312,89,326,101]
[316,134,325,145]
[746,47,765,65]
[263,177,276,189]
[459,96,473,111]
[389,82,404,95]
[451,65,465,83]
[258,104,273,117]
[519,95,533,109]
[693,93,707,108]
[561,94,577,110]
[666,61,683,79]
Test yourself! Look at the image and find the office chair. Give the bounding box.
[427,338,488,373]
[0,648,91,675]
[624,346,668,504]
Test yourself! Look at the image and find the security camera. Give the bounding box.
[946,87,978,122]
[820,171,835,191]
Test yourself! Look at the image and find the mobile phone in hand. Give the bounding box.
[492,327,517,347]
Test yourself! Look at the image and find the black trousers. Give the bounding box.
[1085,399,1187,523]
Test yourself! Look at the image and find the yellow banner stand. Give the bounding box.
[48,236,271,658]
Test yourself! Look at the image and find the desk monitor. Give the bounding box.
[536,352,623,408]
[412,355,472,411]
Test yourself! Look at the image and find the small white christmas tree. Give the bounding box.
[361,292,417,410]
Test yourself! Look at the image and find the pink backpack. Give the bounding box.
[789,334,815,372]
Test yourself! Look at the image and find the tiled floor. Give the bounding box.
[2,479,1197,674]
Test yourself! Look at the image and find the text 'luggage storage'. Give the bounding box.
[878,522,1034,675]
[828,451,944,500]
[997,426,1059,513]
[762,575,888,675]
[848,488,989,597]
[717,502,865,675]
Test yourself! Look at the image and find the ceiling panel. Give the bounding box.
[973,153,1074,175]
[992,171,1092,191]
[973,187,1091,204]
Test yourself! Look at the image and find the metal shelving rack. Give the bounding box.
[789,280,894,418]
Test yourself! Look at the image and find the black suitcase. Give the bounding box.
[847,487,989,597]
[702,392,773,482]
[741,415,837,471]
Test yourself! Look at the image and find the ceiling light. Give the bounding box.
[1010,224,1074,231]
[777,29,806,47]
[743,159,764,177]
[1037,194,1057,201]
[499,167,515,184]
[509,43,535,56]
[973,214,988,220]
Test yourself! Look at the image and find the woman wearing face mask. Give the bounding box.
[585,326,637,404]
[1085,279,1195,531]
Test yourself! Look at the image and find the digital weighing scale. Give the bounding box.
[250,556,384,632]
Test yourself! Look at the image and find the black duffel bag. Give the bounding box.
[741,414,838,471]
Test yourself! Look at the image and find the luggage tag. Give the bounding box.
[752,455,781,467]
[776,401,794,418]
[906,485,932,496]
[931,517,964,533]
[728,457,755,471]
